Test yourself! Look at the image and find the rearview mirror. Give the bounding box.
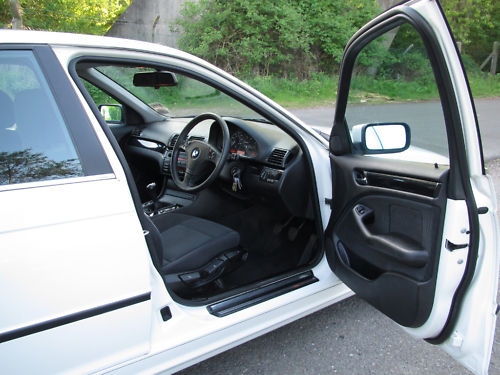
[352,122,411,154]
[99,104,123,123]
[133,71,178,89]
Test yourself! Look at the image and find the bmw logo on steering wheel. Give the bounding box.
[191,148,200,159]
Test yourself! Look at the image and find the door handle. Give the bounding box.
[354,170,368,185]
[353,205,428,267]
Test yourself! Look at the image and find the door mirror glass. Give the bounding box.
[99,104,123,123]
[352,122,410,154]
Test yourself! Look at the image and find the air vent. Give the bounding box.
[267,148,288,167]
[131,128,142,137]
[169,134,179,148]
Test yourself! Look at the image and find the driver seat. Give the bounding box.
[145,212,243,293]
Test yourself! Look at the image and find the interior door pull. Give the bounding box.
[353,205,428,267]
[445,240,468,251]
[354,171,368,185]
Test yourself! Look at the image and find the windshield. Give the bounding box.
[95,65,264,120]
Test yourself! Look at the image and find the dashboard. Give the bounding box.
[123,116,312,218]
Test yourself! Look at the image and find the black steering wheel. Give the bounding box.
[170,113,230,192]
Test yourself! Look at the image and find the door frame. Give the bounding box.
[328,2,482,343]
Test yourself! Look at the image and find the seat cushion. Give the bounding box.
[153,213,240,274]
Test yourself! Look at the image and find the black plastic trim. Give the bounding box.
[32,46,113,176]
[160,306,172,321]
[0,293,150,344]
[207,271,318,317]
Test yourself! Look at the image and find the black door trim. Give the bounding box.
[0,292,150,344]
[207,271,318,317]
[33,45,113,177]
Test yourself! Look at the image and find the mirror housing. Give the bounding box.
[133,71,178,89]
[99,104,123,123]
[352,122,411,154]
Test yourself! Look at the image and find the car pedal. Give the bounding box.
[288,221,305,241]
[214,279,225,289]
[273,216,294,235]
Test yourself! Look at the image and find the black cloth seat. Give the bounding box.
[151,212,240,274]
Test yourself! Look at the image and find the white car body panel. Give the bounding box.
[0,0,498,374]
[400,1,499,374]
[103,257,352,375]
[0,175,153,373]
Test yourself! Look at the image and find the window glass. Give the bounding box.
[345,22,449,165]
[0,51,83,186]
[94,65,262,119]
[82,79,118,108]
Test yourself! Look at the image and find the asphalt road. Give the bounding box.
[178,98,500,375]
[289,98,500,161]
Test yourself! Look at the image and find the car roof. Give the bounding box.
[0,29,199,62]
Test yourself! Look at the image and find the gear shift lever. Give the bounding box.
[146,182,158,215]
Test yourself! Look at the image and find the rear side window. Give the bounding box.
[0,50,83,186]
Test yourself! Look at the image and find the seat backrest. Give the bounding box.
[0,89,22,153]
[141,212,165,270]
[0,90,15,129]
[14,88,80,166]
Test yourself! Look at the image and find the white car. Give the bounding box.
[0,1,498,374]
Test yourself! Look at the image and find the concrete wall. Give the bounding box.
[106,0,190,47]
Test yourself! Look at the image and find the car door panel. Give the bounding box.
[327,155,448,327]
[0,46,153,374]
[326,1,498,373]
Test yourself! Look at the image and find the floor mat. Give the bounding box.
[218,205,316,288]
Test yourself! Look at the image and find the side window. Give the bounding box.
[82,79,118,108]
[0,50,83,186]
[346,22,449,165]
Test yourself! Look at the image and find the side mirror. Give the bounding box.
[351,122,411,154]
[99,104,123,123]
[133,71,178,89]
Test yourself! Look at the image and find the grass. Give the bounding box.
[243,71,500,108]
[468,73,500,98]
[244,73,338,108]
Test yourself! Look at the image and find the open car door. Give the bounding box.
[325,0,499,374]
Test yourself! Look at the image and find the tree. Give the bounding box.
[441,0,500,64]
[8,0,22,29]
[174,0,311,78]
[173,0,379,78]
[296,0,380,72]
[0,0,131,34]
[0,149,82,185]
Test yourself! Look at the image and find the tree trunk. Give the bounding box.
[8,0,23,29]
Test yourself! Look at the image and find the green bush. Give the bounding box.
[174,0,379,79]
